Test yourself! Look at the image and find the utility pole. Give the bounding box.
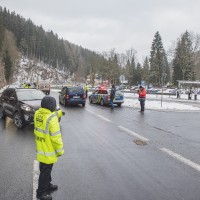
[161,64,166,107]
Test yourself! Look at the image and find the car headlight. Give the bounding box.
[21,104,32,111]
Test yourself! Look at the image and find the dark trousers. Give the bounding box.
[139,98,145,111]
[110,98,114,109]
[37,162,53,197]
[85,90,88,98]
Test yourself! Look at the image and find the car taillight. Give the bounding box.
[106,95,110,100]
[83,94,86,100]
[65,94,70,100]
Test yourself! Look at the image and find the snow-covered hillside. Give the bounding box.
[13,56,71,84]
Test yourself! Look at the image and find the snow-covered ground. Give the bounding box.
[122,93,200,111]
[84,90,200,111]
[123,98,200,111]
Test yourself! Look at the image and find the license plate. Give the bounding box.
[73,96,80,99]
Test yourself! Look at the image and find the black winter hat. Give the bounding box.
[41,96,56,112]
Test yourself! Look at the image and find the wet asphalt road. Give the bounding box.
[0,91,200,200]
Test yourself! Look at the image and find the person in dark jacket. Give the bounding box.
[137,86,146,113]
[110,84,116,110]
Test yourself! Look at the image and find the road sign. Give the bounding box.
[119,75,125,83]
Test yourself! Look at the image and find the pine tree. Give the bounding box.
[149,32,168,86]
[172,31,195,85]
[142,57,150,84]
[3,50,12,82]
[0,15,4,52]
[135,62,142,85]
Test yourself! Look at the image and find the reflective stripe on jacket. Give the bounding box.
[34,108,64,164]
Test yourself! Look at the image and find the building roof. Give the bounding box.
[177,80,200,87]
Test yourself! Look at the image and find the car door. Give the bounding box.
[92,90,99,103]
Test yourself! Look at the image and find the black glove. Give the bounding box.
[62,111,65,116]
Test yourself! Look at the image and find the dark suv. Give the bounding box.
[0,88,45,128]
[59,86,86,107]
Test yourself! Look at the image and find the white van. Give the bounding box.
[37,80,51,95]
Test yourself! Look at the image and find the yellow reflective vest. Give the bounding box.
[84,84,89,91]
[34,108,64,164]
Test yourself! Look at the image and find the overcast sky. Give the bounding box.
[1,0,200,62]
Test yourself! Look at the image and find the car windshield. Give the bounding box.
[16,90,45,101]
[108,89,123,95]
[115,91,123,95]
[68,87,84,94]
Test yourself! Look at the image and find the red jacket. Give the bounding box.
[138,88,146,98]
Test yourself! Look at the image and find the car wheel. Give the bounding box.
[13,112,25,129]
[0,106,6,119]
[117,103,122,107]
[100,99,104,106]
[89,97,93,103]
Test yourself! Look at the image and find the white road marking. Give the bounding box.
[33,160,39,200]
[86,108,200,173]
[161,147,200,172]
[86,109,95,114]
[97,114,111,122]
[118,125,150,142]
[86,109,111,122]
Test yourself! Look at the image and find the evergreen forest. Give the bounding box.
[0,6,200,88]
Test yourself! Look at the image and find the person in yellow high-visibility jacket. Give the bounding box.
[34,96,64,200]
[84,83,89,98]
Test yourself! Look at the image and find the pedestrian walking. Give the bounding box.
[137,86,146,113]
[188,90,192,100]
[34,96,64,200]
[194,89,198,100]
[176,89,180,99]
[84,83,89,98]
[110,84,116,110]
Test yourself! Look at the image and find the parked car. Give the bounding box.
[147,88,159,94]
[89,88,124,106]
[163,88,177,95]
[7,83,22,88]
[0,88,46,128]
[59,86,86,107]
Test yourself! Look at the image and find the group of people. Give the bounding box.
[109,84,146,112]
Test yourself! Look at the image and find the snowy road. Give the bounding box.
[0,91,200,200]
